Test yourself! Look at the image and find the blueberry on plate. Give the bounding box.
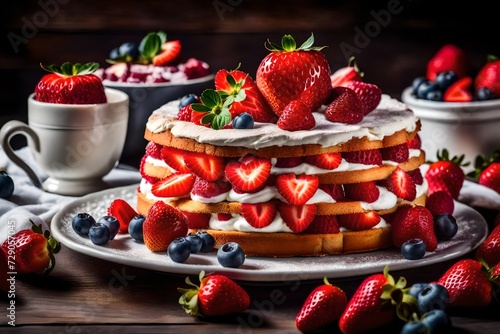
[417,283,449,313]
[435,71,459,91]
[411,76,427,95]
[0,171,14,199]
[88,223,110,245]
[416,80,441,100]
[401,238,426,260]
[128,214,146,242]
[421,309,452,333]
[434,214,458,241]
[217,242,245,268]
[197,231,215,253]
[232,113,254,129]
[98,215,120,240]
[185,233,203,253]
[72,213,96,236]
[476,87,494,101]
[168,237,191,263]
[179,94,199,109]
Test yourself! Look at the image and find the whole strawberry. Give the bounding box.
[330,56,364,88]
[345,80,382,115]
[391,205,438,251]
[437,259,492,307]
[339,266,414,333]
[475,223,500,268]
[475,55,500,97]
[295,277,347,333]
[470,150,500,194]
[426,44,468,81]
[35,62,107,104]
[256,33,331,116]
[178,270,250,317]
[0,221,60,275]
[277,100,315,131]
[0,248,9,293]
[143,201,188,252]
[425,149,469,199]
[325,86,364,124]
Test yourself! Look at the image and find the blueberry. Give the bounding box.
[401,238,427,260]
[400,320,428,334]
[425,89,443,101]
[0,171,14,199]
[416,80,441,100]
[421,309,451,333]
[435,71,459,91]
[179,94,199,109]
[108,47,121,61]
[72,213,96,236]
[412,76,427,95]
[98,215,119,240]
[197,231,215,253]
[232,113,254,129]
[168,237,191,263]
[477,87,494,101]
[434,214,458,241]
[118,42,139,60]
[88,223,110,245]
[128,214,146,242]
[217,242,245,268]
[408,282,430,300]
[417,283,449,313]
[185,233,203,253]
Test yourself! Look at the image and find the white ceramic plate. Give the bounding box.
[51,185,488,282]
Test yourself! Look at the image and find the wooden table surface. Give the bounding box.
[2,206,500,334]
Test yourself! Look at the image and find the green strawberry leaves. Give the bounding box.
[40,62,100,77]
[139,31,167,62]
[191,89,232,130]
[265,33,327,52]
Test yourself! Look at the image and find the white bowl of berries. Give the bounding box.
[96,31,214,166]
[401,44,500,170]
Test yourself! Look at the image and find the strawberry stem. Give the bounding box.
[264,33,327,52]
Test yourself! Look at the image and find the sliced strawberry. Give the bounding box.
[387,167,416,201]
[344,181,380,203]
[345,81,382,115]
[325,86,364,124]
[152,40,181,66]
[443,76,473,102]
[151,172,195,198]
[277,100,315,131]
[217,213,232,221]
[145,141,163,159]
[191,177,231,198]
[279,203,317,233]
[381,143,409,163]
[276,173,319,205]
[139,155,161,184]
[184,152,226,182]
[241,202,278,229]
[304,152,342,170]
[191,110,210,127]
[342,149,382,165]
[275,157,303,168]
[407,133,422,149]
[338,211,381,231]
[161,146,191,173]
[330,56,363,88]
[408,168,424,185]
[304,215,340,234]
[425,190,455,216]
[225,156,272,192]
[181,211,210,229]
[319,184,345,202]
[107,198,138,233]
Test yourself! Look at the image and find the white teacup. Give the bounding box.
[0,88,129,196]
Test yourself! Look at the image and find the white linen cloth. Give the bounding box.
[0,147,141,244]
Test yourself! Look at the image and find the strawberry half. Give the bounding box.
[161,146,191,173]
[443,76,473,102]
[387,167,416,201]
[345,80,382,115]
[381,143,409,163]
[241,202,278,229]
[276,173,319,205]
[304,215,340,234]
[183,152,225,182]
[224,156,271,192]
[35,62,106,104]
[330,56,364,88]
[338,211,381,231]
[407,133,422,149]
[344,181,380,203]
[277,100,316,131]
[475,223,500,268]
[151,172,195,198]
[143,201,188,252]
[343,149,382,166]
[325,86,364,124]
[152,40,181,66]
[319,184,345,202]
[214,69,276,122]
[304,152,342,170]
[279,203,317,233]
[107,198,139,233]
[425,190,455,216]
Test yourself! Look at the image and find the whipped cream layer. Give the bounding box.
[146,94,418,150]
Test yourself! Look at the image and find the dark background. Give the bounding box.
[1,0,498,140]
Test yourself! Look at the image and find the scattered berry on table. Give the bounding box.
[196,231,215,253]
[401,238,427,260]
[168,237,192,263]
[408,282,430,299]
[421,309,452,333]
[417,283,450,313]
[0,171,14,199]
[98,215,120,240]
[433,214,458,241]
[88,223,110,245]
[72,213,96,236]
[128,214,146,242]
[217,242,245,268]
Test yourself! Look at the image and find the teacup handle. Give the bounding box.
[0,120,43,188]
